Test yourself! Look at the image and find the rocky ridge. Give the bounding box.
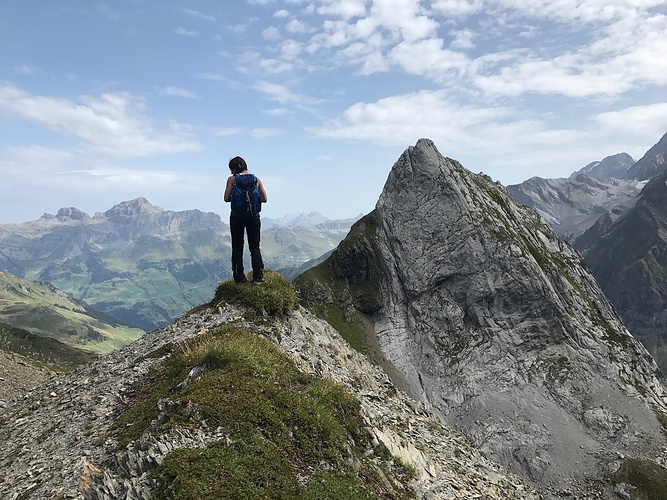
[625,131,667,181]
[297,139,667,497]
[0,301,539,499]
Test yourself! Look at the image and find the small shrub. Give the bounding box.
[152,437,301,500]
[212,269,299,316]
[610,458,667,500]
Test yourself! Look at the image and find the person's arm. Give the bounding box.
[224,175,235,202]
[257,178,268,203]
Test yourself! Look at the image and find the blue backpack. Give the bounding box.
[231,174,262,216]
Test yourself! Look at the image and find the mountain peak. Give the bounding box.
[103,197,163,218]
[55,207,90,221]
[300,138,667,494]
[264,212,330,228]
[568,152,635,180]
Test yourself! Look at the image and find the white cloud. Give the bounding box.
[262,26,282,40]
[250,128,280,137]
[493,0,665,23]
[450,28,476,50]
[73,168,181,186]
[259,0,667,105]
[195,72,230,82]
[0,85,201,157]
[14,65,40,76]
[431,0,484,18]
[160,86,199,99]
[316,0,367,20]
[312,90,510,144]
[309,89,589,169]
[174,27,198,36]
[274,9,291,18]
[95,3,120,21]
[213,127,244,136]
[279,39,303,60]
[286,19,315,34]
[178,8,216,23]
[594,102,667,138]
[369,0,438,42]
[253,81,323,107]
[264,108,290,116]
[390,38,469,78]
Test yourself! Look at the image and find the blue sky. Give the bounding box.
[1,1,666,224]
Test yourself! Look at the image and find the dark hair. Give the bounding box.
[229,156,247,174]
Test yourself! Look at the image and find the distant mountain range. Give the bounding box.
[0,200,357,330]
[507,130,667,377]
[507,131,667,241]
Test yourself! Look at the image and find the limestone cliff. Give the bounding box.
[296,139,667,498]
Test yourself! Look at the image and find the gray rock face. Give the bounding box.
[568,153,635,181]
[575,170,667,378]
[328,139,667,495]
[625,131,667,181]
[506,175,640,241]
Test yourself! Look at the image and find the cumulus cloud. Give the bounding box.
[247,0,666,105]
[0,84,201,157]
[594,102,667,138]
[309,89,603,171]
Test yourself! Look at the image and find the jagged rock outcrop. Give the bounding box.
[0,302,540,499]
[625,131,667,181]
[298,139,667,498]
[575,169,667,378]
[56,207,91,222]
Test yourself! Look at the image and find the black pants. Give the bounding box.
[230,214,264,282]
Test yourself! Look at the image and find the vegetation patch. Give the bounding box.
[132,343,175,364]
[294,263,370,354]
[545,356,572,384]
[212,269,298,317]
[113,326,414,499]
[609,458,667,500]
[654,410,667,432]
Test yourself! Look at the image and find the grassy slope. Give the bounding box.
[0,272,143,354]
[113,270,415,499]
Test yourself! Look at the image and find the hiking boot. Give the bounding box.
[235,276,248,284]
[252,277,266,284]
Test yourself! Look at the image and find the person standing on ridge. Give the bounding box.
[224,156,268,284]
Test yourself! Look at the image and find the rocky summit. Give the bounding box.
[297,139,667,498]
